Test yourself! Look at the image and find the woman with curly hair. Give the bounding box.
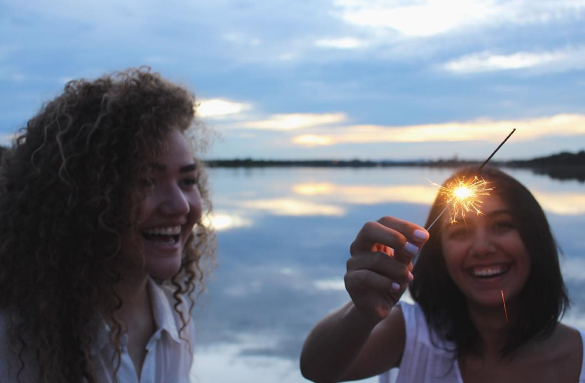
[0,67,216,383]
[301,166,584,383]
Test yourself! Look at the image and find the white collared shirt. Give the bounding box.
[94,278,196,383]
[0,278,197,383]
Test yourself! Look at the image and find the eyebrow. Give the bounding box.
[149,163,197,173]
[443,208,513,227]
[484,208,513,218]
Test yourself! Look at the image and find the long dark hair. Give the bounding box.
[409,166,569,358]
[0,67,216,382]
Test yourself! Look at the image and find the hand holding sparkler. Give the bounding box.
[345,217,429,322]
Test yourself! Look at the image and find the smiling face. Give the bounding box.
[440,194,531,309]
[121,129,202,280]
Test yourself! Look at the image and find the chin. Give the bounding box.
[145,256,183,280]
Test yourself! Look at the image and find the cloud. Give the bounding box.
[292,135,333,146]
[313,279,345,291]
[333,0,585,37]
[241,113,347,131]
[222,33,262,47]
[314,38,368,49]
[0,66,26,82]
[334,0,495,37]
[442,47,585,74]
[197,98,252,120]
[290,114,585,145]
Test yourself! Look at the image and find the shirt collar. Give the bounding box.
[89,278,186,356]
[147,278,183,344]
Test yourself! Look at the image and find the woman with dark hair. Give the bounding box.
[300,167,584,383]
[0,67,216,383]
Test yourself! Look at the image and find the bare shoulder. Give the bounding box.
[533,323,583,382]
[545,324,582,358]
[552,324,582,364]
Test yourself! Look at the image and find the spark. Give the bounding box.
[501,290,509,324]
[424,128,516,232]
[431,176,493,225]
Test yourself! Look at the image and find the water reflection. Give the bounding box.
[293,183,436,205]
[241,198,346,216]
[531,190,585,215]
[207,212,253,231]
[194,167,585,383]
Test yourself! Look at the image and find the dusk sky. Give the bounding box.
[1,0,584,161]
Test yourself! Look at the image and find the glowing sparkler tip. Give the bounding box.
[454,186,472,199]
[433,176,493,224]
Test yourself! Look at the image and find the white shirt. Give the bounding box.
[0,278,196,383]
[379,302,585,383]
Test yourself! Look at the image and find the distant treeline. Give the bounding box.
[206,150,585,182]
[505,150,584,182]
[0,146,582,181]
[206,150,584,168]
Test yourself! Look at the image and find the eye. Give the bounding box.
[179,176,198,188]
[446,223,468,239]
[449,228,468,239]
[492,220,515,231]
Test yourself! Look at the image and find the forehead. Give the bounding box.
[442,193,510,226]
[153,130,194,164]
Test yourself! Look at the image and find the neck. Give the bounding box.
[466,300,517,359]
[113,270,151,330]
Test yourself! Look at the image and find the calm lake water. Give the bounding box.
[192,167,585,383]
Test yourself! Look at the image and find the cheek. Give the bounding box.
[441,241,466,278]
[136,196,156,224]
[188,190,203,221]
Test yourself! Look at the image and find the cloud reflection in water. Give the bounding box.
[195,167,584,383]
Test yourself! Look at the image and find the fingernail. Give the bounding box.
[414,229,429,241]
[404,242,419,256]
[407,272,414,282]
[391,282,400,292]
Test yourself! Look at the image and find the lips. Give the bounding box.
[468,264,510,279]
[140,225,182,245]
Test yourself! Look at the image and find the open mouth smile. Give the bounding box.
[140,225,182,245]
[468,264,510,279]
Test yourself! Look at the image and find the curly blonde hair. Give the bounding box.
[0,67,216,382]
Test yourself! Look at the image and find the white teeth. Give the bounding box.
[471,265,508,277]
[142,226,182,236]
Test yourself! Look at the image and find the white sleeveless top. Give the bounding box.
[379,302,585,383]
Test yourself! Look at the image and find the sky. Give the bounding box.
[1,0,584,161]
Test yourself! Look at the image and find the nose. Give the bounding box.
[469,226,495,257]
[160,184,190,216]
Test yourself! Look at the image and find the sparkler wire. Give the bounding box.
[426,128,516,231]
[412,128,517,265]
[425,205,448,232]
[476,128,517,175]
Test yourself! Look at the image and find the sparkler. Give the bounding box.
[425,128,516,231]
[501,290,509,324]
[426,176,493,228]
